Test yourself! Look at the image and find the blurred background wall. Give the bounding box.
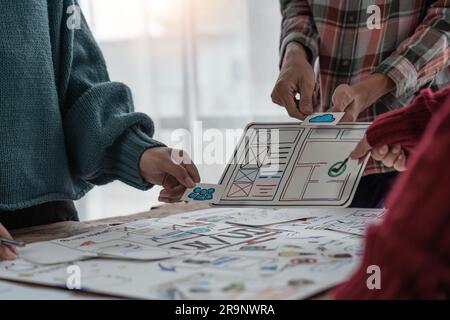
[76,0,291,220]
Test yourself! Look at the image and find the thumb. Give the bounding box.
[298,82,314,116]
[161,161,195,188]
[350,136,371,160]
[331,84,354,112]
[0,224,18,260]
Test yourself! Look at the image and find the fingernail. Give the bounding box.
[10,246,18,255]
[5,251,17,260]
[380,145,388,154]
[184,177,195,188]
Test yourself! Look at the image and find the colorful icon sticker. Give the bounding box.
[309,114,335,123]
[181,183,225,203]
[188,187,216,201]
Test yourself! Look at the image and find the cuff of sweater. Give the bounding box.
[333,224,449,299]
[366,103,430,150]
[103,126,166,190]
[375,55,418,99]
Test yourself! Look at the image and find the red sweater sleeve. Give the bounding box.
[334,94,450,299]
[366,87,450,151]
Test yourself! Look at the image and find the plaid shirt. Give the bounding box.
[279,0,450,175]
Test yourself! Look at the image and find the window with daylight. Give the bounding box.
[76,0,288,220]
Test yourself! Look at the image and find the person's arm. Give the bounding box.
[366,87,450,149]
[331,1,449,121]
[350,87,450,171]
[56,2,199,193]
[278,0,319,66]
[271,1,319,119]
[335,95,450,299]
[376,0,450,99]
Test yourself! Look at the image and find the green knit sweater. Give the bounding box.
[0,1,164,210]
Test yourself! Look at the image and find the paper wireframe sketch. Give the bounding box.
[302,112,345,126]
[225,208,366,227]
[159,207,328,227]
[19,227,184,265]
[215,122,370,207]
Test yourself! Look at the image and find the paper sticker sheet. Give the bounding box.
[302,113,345,126]
[216,122,370,207]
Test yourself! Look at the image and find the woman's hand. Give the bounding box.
[0,223,17,261]
[350,136,407,171]
[140,147,200,203]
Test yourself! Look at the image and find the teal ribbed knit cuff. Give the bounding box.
[102,125,166,190]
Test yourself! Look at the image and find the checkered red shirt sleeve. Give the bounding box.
[279,0,319,66]
[376,0,450,99]
[278,0,450,175]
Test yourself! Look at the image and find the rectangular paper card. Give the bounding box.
[302,112,345,126]
[214,122,370,208]
[181,183,225,204]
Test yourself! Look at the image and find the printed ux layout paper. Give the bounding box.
[214,122,370,207]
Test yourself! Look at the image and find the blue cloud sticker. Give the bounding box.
[309,114,336,123]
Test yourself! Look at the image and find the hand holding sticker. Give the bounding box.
[188,187,216,201]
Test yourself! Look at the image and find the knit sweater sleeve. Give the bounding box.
[366,87,450,151]
[58,2,165,190]
[334,95,450,299]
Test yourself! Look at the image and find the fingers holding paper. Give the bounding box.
[0,223,17,261]
[159,184,187,203]
[350,136,407,171]
[140,147,201,203]
[372,144,407,171]
[330,84,361,122]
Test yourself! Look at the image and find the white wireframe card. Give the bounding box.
[214,122,370,207]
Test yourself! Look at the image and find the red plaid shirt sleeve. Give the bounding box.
[279,0,319,66]
[278,0,450,175]
[376,0,450,99]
